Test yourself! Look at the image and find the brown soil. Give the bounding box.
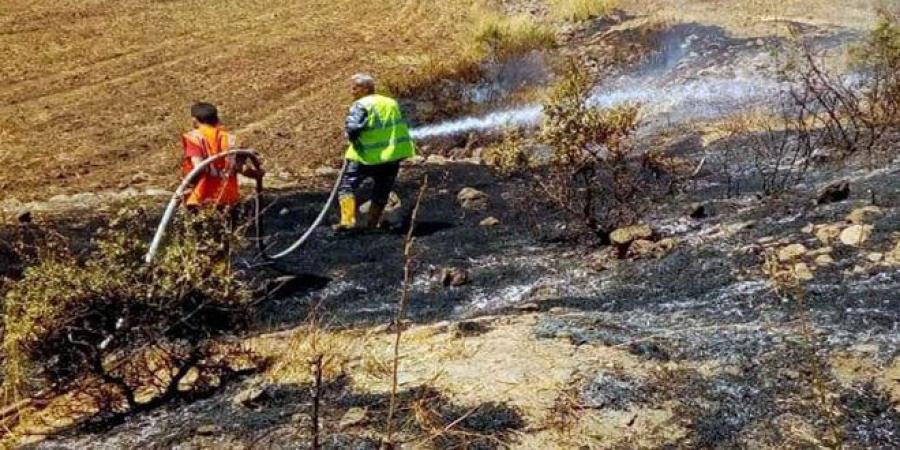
[0,0,475,202]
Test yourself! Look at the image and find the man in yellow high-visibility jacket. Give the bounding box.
[334,73,417,231]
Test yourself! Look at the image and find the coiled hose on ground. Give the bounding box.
[144,149,347,264]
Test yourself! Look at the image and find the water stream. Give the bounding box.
[410,75,786,140]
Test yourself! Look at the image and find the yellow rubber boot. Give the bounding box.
[333,195,357,231]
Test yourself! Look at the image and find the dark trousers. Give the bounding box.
[338,160,400,206]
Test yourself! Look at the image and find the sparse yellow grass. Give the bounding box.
[386,6,556,106]
[550,0,621,22]
[264,326,360,385]
[471,11,557,58]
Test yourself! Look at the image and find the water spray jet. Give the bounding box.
[409,75,787,141]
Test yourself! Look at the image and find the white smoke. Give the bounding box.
[410,105,543,140]
[409,75,786,140]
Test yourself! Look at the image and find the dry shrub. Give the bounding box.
[483,128,531,176]
[2,208,258,426]
[782,10,900,164]
[544,384,584,434]
[714,11,900,198]
[716,106,816,196]
[407,386,525,449]
[527,67,676,241]
[487,66,691,241]
[550,0,620,22]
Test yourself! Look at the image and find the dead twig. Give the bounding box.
[384,175,429,448]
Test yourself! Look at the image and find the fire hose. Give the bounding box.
[144,149,347,264]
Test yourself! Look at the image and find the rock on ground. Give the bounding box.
[457,187,488,210]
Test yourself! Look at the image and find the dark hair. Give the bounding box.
[191,102,219,125]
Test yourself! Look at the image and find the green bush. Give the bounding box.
[3,207,255,419]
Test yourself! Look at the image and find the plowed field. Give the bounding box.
[0,0,475,202]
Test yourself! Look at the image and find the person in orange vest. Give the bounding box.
[181,102,264,209]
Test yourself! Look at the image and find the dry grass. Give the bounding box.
[550,0,621,22]
[387,5,557,96]
[471,11,557,58]
[265,326,358,385]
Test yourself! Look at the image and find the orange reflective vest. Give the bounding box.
[181,125,240,207]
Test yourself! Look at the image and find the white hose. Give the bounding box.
[144,150,346,263]
[264,159,347,260]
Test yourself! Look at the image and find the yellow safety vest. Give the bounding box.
[345,94,416,165]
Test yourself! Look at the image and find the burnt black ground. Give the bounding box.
[15,14,900,450]
[26,140,900,448]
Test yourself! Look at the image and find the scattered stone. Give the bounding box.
[339,407,368,429]
[688,203,708,219]
[415,101,436,117]
[404,155,426,166]
[839,225,873,246]
[628,238,677,260]
[814,254,834,266]
[810,147,833,163]
[867,253,884,263]
[849,343,879,355]
[131,172,150,184]
[426,154,449,165]
[610,224,653,247]
[816,181,850,205]
[439,267,469,287]
[888,241,900,265]
[793,262,815,281]
[360,192,403,227]
[515,302,540,312]
[627,239,658,259]
[808,246,833,256]
[457,187,488,210]
[801,223,815,234]
[814,224,844,245]
[233,382,271,408]
[778,243,808,262]
[480,216,500,227]
[144,188,173,197]
[195,424,220,436]
[314,166,340,177]
[655,238,679,255]
[451,320,489,337]
[587,247,619,271]
[16,210,31,224]
[448,147,470,160]
[846,206,883,225]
